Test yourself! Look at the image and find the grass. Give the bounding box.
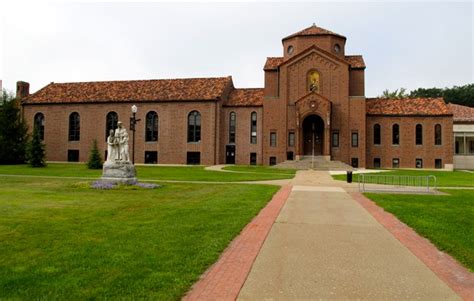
[332,169,474,187]
[365,190,474,271]
[0,176,279,299]
[222,165,296,175]
[0,163,295,182]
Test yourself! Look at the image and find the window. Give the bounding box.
[288,131,295,147]
[287,151,294,160]
[334,44,341,53]
[34,113,45,140]
[351,132,358,147]
[229,112,236,143]
[144,151,158,164]
[307,70,320,92]
[392,158,400,168]
[351,158,359,168]
[392,124,400,145]
[145,111,158,142]
[332,131,339,147]
[269,156,277,166]
[435,159,442,169]
[457,133,474,154]
[186,152,201,165]
[287,45,294,55]
[416,158,423,168]
[68,112,80,141]
[416,124,423,145]
[374,158,381,168]
[67,150,79,162]
[187,111,201,143]
[270,132,277,147]
[435,124,442,145]
[250,153,257,165]
[105,112,118,141]
[250,112,257,144]
[373,124,381,145]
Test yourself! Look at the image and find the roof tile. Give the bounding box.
[226,88,263,106]
[283,25,346,40]
[366,98,451,116]
[448,103,474,122]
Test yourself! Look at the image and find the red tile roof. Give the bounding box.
[366,98,452,116]
[264,55,365,70]
[345,55,365,69]
[226,88,263,107]
[23,77,233,104]
[283,25,346,41]
[448,103,474,122]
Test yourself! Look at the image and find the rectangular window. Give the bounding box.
[435,159,442,169]
[415,158,423,168]
[351,158,359,168]
[270,132,277,147]
[351,132,358,147]
[144,151,158,164]
[229,112,236,144]
[332,131,339,147]
[250,112,257,144]
[186,152,201,165]
[455,136,465,154]
[288,131,295,147]
[287,151,294,160]
[392,158,400,168]
[374,158,381,169]
[269,156,277,166]
[250,153,257,165]
[67,150,79,162]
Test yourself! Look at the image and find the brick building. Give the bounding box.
[19,25,456,169]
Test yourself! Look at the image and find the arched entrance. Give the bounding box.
[302,114,324,156]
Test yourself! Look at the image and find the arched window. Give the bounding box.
[34,113,45,140]
[68,112,80,141]
[435,124,442,145]
[250,111,257,144]
[105,112,118,141]
[373,124,381,145]
[188,111,201,142]
[229,112,236,144]
[307,70,320,92]
[145,111,158,142]
[416,124,423,145]
[392,124,400,145]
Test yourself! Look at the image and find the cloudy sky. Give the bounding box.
[1,1,473,97]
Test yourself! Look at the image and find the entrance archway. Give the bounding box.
[302,114,324,156]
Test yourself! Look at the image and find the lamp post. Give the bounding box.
[130,105,141,164]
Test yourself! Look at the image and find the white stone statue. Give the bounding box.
[115,121,130,162]
[106,129,117,162]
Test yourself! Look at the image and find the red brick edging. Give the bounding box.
[184,185,293,301]
[350,192,474,301]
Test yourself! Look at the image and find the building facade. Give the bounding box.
[20,25,458,169]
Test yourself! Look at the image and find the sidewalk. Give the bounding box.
[237,170,460,300]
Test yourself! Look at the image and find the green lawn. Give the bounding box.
[222,165,296,175]
[365,190,474,271]
[0,176,279,299]
[332,169,474,187]
[0,163,295,182]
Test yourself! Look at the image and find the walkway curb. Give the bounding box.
[350,192,474,300]
[183,184,292,301]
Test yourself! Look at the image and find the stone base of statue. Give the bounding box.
[101,161,137,185]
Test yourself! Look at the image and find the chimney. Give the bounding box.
[16,81,30,99]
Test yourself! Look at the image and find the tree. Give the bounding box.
[87,139,103,169]
[0,90,28,164]
[380,88,408,99]
[26,127,46,167]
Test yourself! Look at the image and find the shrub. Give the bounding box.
[26,127,46,167]
[87,139,103,169]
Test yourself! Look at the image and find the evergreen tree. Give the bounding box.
[0,90,29,164]
[26,127,46,167]
[87,139,103,169]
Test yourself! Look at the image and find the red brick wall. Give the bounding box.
[349,69,365,96]
[366,116,453,169]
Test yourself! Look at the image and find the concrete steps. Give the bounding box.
[274,156,353,171]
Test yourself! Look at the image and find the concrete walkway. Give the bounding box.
[238,170,460,300]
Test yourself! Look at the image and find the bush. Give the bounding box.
[87,139,103,169]
[26,127,46,167]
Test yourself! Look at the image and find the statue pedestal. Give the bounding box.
[101,161,137,185]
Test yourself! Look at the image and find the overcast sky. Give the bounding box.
[1,1,473,97]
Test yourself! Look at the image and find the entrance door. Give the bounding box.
[302,115,324,156]
[226,145,236,164]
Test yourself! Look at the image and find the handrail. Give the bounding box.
[358,173,437,193]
